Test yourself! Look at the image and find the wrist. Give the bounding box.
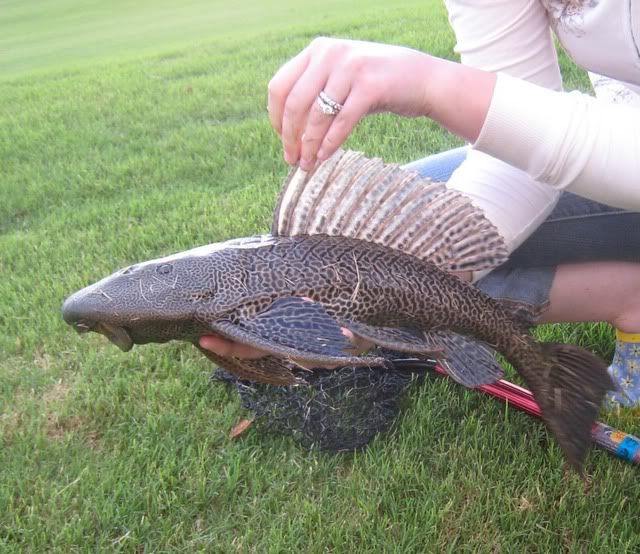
[421,56,496,143]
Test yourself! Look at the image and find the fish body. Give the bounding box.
[62,149,613,470]
[62,233,507,345]
[63,232,611,470]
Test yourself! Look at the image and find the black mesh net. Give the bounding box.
[213,351,436,452]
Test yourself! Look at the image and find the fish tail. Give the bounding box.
[520,342,613,472]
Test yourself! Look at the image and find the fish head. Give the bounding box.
[62,258,201,350]
[62,235,276,351]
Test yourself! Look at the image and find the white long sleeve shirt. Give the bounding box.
[443,0,640,255]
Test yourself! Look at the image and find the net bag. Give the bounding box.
[213,351,435,452]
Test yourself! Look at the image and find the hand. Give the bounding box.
[199,329,373,368]
[199,335,270,359]
[268,37,496,170]
[268,37,435,171]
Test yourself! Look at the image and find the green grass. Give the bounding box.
[1,0,425,80]
[2,1,639,551]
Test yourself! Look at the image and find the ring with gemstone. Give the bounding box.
[317,91,344,116]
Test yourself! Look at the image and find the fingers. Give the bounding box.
[312,90,370,169]
[199,327,373,365]
[298,72,352,170]
[341,328,374,354]
[269,37,358,167]
[199,335,270,360]
[279,59,331,165]
[268,48,311,138]
[199,334,342,370]
[269,38,388,170]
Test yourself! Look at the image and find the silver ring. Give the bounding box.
[317,90,343,116]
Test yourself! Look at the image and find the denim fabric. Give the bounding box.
[403,148,640,311]
[403,147,468,182]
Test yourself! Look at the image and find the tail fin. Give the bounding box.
[534,343,613,472]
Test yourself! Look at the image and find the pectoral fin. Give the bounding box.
[208,297,386,368]
[339,318,445,358]
[338,319,502,387]
[428,332,504,387]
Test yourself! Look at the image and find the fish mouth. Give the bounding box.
[73,320,133,352]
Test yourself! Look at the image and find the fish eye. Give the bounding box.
[157,263,173,275]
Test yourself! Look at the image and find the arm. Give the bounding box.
[447,0,640,212]
[267,0,567,254]
[475,73,640,210]
[441,0,564,256]
[270,0,640,252]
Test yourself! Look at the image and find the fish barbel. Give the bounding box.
[62,149,613,470]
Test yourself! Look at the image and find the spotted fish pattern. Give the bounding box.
[63,149,613,471]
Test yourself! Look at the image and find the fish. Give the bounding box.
[62,148,613,470]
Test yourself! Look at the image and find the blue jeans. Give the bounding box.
[404,148,640,312]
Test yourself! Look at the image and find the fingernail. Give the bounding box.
[284,151,295,165]
[199,336,213,349]
[317,148,327,161]
[299,157,312,171]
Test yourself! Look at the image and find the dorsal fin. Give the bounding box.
[272,149,508,272]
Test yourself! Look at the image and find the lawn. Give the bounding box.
[0,0,405,79]
[1,0,639,551]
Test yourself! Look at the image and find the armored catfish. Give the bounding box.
[62,149,613,471]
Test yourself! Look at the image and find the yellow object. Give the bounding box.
[615,330,640,343]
